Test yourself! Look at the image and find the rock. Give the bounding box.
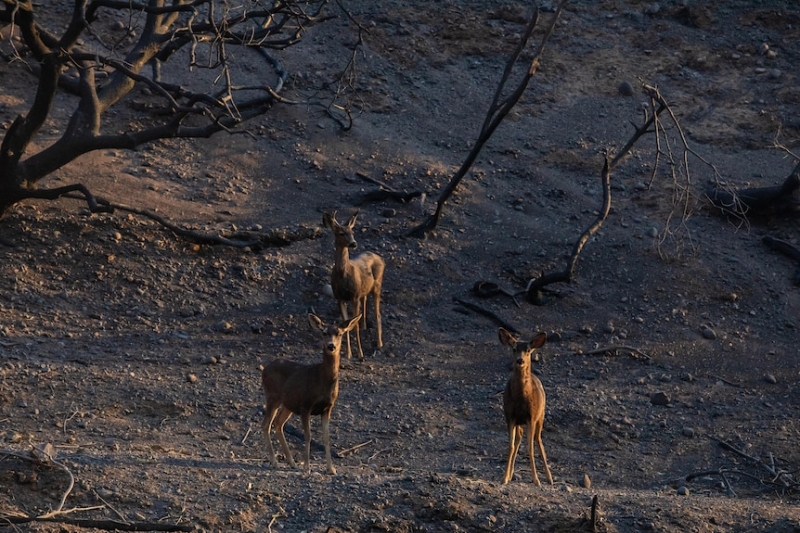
[96,487,116,499]
[322,284,335,298]
[618,81,634,96]
[580,474,591,488]
[187,373,198,383]
[768,69,782,80]
[644,3,660,15]
[700,326,717,340]
[764,373,778,384]
[650,390,670,406]
[677,485,689,496]
[681,427,695,438]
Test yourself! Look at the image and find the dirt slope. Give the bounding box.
[1,1,799,532]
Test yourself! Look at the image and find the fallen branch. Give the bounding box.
[62,192,323,248]
[709,436,798,491]
[683,468,737,497]
[453,297,519,334]
[707,160,800,217]
[0,446,194,531]
[580,344,651,360]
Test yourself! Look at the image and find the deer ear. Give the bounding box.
[322,212,336,229]
[498,328,517,347]
[308,313,325,331]
[529,332,547,350]
[345,213,358,228]
[341,314,360,333]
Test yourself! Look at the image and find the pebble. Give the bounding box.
[187,373,198,383]
[681,427,695,438]
[644,3,660,15]
[580,474,591,488]
[650,390,670,406]
[768,69,782,80]
[677,485,689,496]
[764,373,777,384]
[618,81,634,96]
[322,284,335,298]
[96,487,116,499]
[700,326,717,340]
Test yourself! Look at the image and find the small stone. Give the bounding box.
[701,326,717,340]
[561,483,573,493]
[215,321,233,333]
[618,81,634,96]
[96,487,116,499]
[202,356,218,365]
[758,42,769,55]
[381,208,397,218]
[768,69,782,80]
[644,3,660,15]
[580,474,592,488]
[677,485,689,496]
[187,373,198,383]
[764,373,778,384]
[682,427,695,438]
[650,390,670,406]
[322,284,335,298]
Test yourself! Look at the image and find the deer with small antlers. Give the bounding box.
[500,327,554,485]
[322,211,385,359]
[261,313,360,474]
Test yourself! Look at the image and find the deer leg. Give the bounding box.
[353,298,364,358]
[321,410,336,475]
[373,286,383,348]
[503,424,521,484]
[301,412,312,474]
[273,407,296,468]
[339,300,352,359]
[527,422,541,486]
[261,403,280,466]
[360,295,368,328]
[534,419,553,484]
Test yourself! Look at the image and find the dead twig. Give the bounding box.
[709,436,798,491]
[580,345,651,360]
[338,439,373,456]
[683,468,737,497]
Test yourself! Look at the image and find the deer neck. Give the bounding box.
[322,350,341,383]
[512,364,532,391]
[333,245,353,274]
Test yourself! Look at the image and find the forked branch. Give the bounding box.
[408,0,568,238]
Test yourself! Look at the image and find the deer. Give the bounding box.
[261,313,360,475]
[322,211,385,359]
[499,327,554,486]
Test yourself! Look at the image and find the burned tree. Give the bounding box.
[0,0,335,220]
